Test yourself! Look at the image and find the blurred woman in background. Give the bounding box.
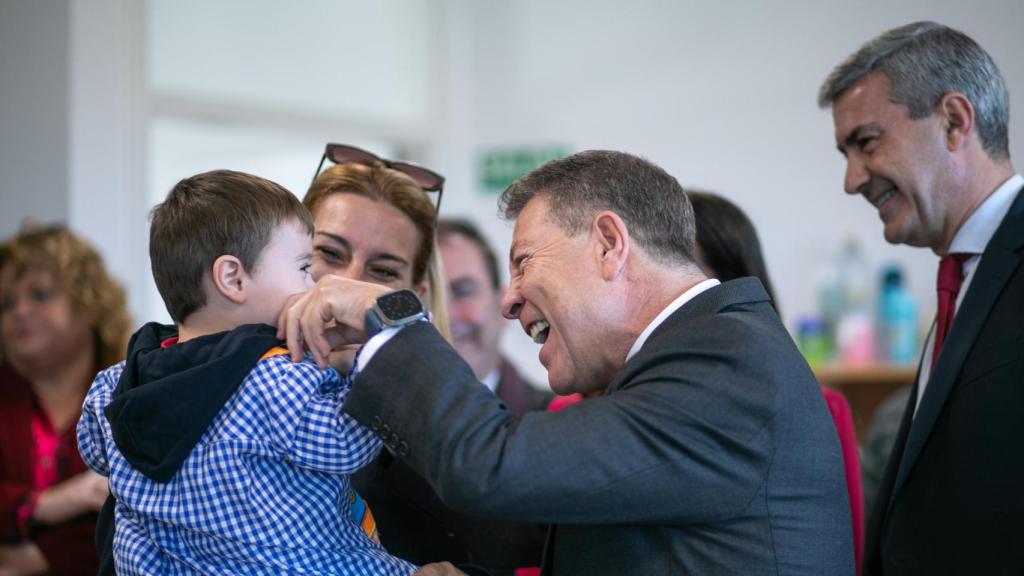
[0,224,131,576]
[689,191,779,308]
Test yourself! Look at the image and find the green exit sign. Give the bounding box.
[478,146,570,194]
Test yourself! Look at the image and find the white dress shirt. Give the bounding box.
[480,368,501,393]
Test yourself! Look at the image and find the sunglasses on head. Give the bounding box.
[312,143,445,212]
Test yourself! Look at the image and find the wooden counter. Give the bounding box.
[814,363,917,444]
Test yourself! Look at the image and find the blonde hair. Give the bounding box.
[305,163,450,341]
[0,223,133,368]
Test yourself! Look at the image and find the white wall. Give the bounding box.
[0,0,70,234]
[438,0,1024,386]
[68,0,149,319]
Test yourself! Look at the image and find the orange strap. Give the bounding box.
[260,346,289,360]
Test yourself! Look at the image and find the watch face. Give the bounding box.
[379,290,424,321]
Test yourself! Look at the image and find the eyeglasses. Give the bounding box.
[313,143,445,213]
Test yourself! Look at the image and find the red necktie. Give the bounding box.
[931,253,969,370]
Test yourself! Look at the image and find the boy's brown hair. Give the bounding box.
[150,169,313,323]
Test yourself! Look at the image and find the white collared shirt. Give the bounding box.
[625,278,721,363]
[480,368,500,393]
[915,173,1023,409]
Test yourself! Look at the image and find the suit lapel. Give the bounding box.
[891,189,1024,499]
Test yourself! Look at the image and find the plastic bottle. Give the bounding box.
[833,238,874,366]
[796,316,830,366]
[878,265,919,365]
[818,270,843,362]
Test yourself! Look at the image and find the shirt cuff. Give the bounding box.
[353,326,402,376]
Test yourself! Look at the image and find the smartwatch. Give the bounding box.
[364,289,427,337]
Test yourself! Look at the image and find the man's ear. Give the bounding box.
[938,92,975,152]
[591,211,629,281]
[210,255,247,305]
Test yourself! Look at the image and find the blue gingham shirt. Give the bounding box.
[78,353,417,575]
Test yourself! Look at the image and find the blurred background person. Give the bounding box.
[304,145,544,574]
[438,219,552,414]
[858,386,910,519]
[0,224,132,576]
[689,190,864,574]
[690,191,780,308]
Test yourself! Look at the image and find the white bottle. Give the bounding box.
[834,238,874,366]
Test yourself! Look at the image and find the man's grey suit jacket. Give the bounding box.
[344,278,854,575]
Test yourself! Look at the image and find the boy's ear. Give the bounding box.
[210,255,247,305]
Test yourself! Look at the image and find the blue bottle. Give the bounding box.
[878,266,919,365]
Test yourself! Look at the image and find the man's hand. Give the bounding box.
[277,275,390,368]
[413,562,469,576]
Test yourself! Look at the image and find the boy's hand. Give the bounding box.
[277,275,390,368]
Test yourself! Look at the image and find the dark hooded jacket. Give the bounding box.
[95,321,282,574]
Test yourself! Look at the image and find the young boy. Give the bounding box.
[77,170,415,575]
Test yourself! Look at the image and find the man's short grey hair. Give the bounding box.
[818,21,1010,161]
[499,150,697,266]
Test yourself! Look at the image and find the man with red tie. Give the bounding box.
[819,21,1024,575]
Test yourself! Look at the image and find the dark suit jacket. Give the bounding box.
[351,358,549,574]
[864,188,1024,575]
[345,278,853,575]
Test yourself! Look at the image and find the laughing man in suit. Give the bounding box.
[820,21,1024,575]
[283,150,853,575]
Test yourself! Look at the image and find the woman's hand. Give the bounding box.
[32,470,108,525]
[0,542,49,575]
[277,275,390,368]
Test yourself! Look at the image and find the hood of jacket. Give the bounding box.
[104,322,282,483]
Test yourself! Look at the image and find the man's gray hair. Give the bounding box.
[499,150,697,266]
[818,21,1010,160]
